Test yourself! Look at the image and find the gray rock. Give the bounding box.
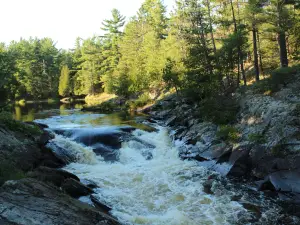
[46,142,78,164]
[227,145,252,177]
[165,115,177,126]
[257,169,300,198]
[202,179,214,194]
[28,166,79,187]
[81,179,99,189]
[0,178,119,225]
[62,178,94,198]
[200,143,231,160]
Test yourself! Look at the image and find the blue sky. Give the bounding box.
[1,0,175,49]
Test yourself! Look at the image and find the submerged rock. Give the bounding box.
[0,178,120,225]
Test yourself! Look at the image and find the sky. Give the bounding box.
[1,0,175,50]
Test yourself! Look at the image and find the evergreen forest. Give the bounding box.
[0,0,299,104]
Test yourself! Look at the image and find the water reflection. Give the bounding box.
[13,102,154,132]
[13,101,85,122]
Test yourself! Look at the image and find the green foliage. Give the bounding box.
[216,125,240,143]
[163,58,182,94]
[0,111,42,135]
[198,96,240,125]
[0,161,26,186]
[0,0,299,107]
[250,65,300,94]
[249,79,272,94]
[59,65,70,97]
[126,93,152,110]
[269,66,299,91]
[100,9,126,94]
[248,133,266,144]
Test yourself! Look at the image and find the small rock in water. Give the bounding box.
[203,179,214,194]
[81,179,99,189]
[241,202,262,222]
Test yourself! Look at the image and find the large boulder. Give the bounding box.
[226,145,252,177]
[0,123,62,185]
[0,178,119,225]
[259,170,300,193]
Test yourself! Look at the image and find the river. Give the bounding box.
[13,103,297,225]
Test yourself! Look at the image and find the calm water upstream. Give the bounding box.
[13,103,297,225]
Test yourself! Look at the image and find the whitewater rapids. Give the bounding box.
[37,112,284,225]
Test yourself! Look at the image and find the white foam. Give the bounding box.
[64,126,246,225]
[51,135,99,164]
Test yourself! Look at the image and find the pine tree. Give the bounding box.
[58,65,70,97]
[100,9,125,93]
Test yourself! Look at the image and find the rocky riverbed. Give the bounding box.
[2,76,300,224]
[144,77,300,215]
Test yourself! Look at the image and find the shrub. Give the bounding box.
[250,79,272,94]
[135,93,152,107]
[269,66,299,92]
[248,133,266,144]
[126,93,153,110]
[249,65,300,94]
[198,96,240,125]
[216,125,240,143]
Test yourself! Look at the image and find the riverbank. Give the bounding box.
[142,69,300,209]
[0,117,120,225]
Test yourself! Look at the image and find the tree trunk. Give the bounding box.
[257,32,264,75]
[277,1,289,67]
[206,0,217,54]
[206,0,223,85]
[252,25,260,81]
[278,31,289,67]
[230,0,246,86]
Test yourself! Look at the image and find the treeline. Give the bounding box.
[0,0,299,103]
[0,38,69,101]
[59,0,300,99]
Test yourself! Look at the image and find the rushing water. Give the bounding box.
[15,104,298,225]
